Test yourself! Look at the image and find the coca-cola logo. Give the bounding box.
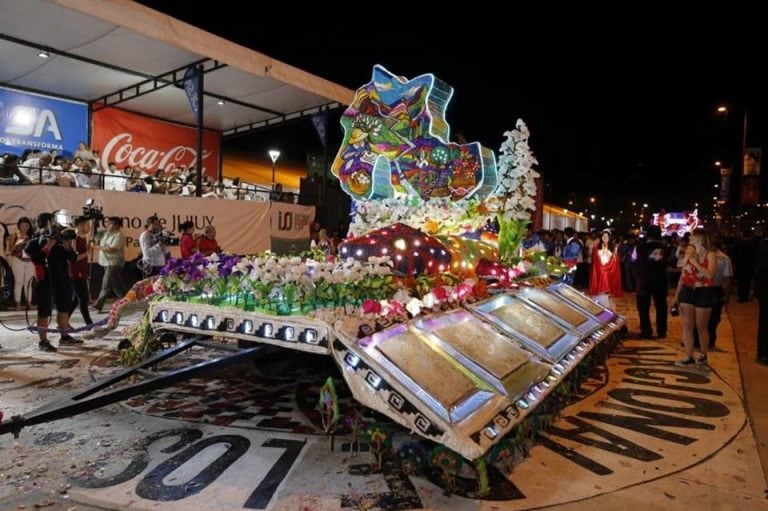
[100,133,213,173]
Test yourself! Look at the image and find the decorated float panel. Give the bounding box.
[469,293,581,363]
[331,65,497,202]
[547,281,617,323]
[330,284,624,459]
[149,301,332,355]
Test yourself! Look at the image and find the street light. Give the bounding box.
[268,149,281,185]
[716,105,748,172]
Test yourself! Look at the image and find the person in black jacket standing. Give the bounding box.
[633,226,670,339]
[25,213,82,352]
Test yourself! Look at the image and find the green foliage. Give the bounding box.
[497,216,529,263]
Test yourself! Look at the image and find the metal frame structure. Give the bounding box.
[0,336,266,438]
[0,2,352,138]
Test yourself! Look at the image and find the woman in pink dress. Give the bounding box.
[589,230,623,299]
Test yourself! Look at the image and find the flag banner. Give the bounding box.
[183,66,201,119]
[311,112,327,147]
[720,167,732,201]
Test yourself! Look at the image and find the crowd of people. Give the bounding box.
[0,144,296,202]
[523,224,766,365]
[0,211,221,351]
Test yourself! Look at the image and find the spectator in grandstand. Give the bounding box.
[150,168,167,194]
[177,165,189,183]
[21,152,57,184]
[7,216,35,310]
[0,154,32,185]
[74,141,95,162]
[75,160,101,188]
[201,176,218,198]
[103,161,125,191]
[127,167,147,192]
[165,167,185,195]
[52,158,76,187]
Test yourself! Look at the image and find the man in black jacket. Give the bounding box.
[25,213,82,351]
[634,226,670,339]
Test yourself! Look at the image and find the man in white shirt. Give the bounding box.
[139,216,169,276]
[21,152,57,184]
[92,217,128,312]
[103,161,125,191]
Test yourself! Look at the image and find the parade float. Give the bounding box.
[142,66,625,459]
[2,65,625,492]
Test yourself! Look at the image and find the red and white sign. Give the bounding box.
[92,107,221,177]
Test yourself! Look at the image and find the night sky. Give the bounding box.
[138,3,765,222]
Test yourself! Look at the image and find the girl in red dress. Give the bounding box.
[589,230,623,299]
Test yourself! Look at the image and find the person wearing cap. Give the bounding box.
[179,221,197,259]
[633,225,670,339]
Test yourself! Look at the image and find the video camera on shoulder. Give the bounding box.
[40,223,77,244]
[154,229,180,246]
[82,198,104,222]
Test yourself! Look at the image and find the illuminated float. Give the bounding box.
[3,66,624,490]
[141,66,624,461]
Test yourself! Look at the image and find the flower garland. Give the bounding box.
[493,119,540,261]
[348,196,489,238]
[158,252,396,314]
[495,119,539,222]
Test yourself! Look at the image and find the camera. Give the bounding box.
[40,224,77,244]
[154,229,180,246]
[82,198,104,222]
[670,304,680,316]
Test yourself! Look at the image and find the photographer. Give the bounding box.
[25,213,81,351]
[92,216,127,312]
[139,216,170,276]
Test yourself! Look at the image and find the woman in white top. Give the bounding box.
[7,217,35,310]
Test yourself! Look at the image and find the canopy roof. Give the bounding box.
[0,0,354,136]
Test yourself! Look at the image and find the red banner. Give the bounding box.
[92,107,221,177]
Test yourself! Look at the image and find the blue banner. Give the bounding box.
[310,112,327,147]
[183,66,201,120]
[0,87,88,157]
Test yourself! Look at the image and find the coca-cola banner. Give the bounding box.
[92,107,221,176]
[0,187,268,260]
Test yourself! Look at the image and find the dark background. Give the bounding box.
[137,3,766,225]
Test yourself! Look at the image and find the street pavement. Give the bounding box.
[0,296,766,511]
